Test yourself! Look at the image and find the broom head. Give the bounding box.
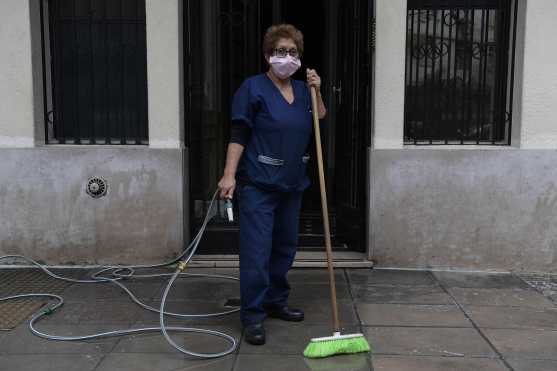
[303,332,371,359]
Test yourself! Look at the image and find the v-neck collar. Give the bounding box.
[264,73,296,105]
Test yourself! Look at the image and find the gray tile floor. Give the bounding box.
[0,268,556,371]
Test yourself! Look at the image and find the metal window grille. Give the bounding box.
[404,0,518,145]
[40,0,148,145]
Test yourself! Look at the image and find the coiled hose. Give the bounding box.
[0,189,238,358]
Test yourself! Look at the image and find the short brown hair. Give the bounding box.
[262,24,304,57]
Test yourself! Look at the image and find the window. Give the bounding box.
[404,0,518,145]
[40,0,148,145]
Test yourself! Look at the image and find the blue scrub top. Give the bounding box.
[232,73,315,192]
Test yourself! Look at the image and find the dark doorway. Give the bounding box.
[184,0,373,254]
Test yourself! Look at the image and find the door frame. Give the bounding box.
[367,0,376,260]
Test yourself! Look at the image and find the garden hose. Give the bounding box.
[0,189,239,358]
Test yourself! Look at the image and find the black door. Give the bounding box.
[184,0,372,254]
[332,0,373,252]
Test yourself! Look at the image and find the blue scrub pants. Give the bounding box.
[238,183,303,325]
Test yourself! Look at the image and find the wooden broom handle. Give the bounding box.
[310,86,340,332]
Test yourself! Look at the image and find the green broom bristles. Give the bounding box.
[303,332,371,358]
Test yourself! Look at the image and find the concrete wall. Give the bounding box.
[369,149,557,273]
[368,0,557,272]
[0,148,183,264]
[0,1,186,265]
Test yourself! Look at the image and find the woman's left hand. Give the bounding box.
[306,68,321,91]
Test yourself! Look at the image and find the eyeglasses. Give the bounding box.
[272,47,299,58]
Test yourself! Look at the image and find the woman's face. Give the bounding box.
[266,38,299,63]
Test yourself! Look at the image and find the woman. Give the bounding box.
[218,24,326,346]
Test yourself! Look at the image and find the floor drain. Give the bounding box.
[224,298,241,308]
[0,269,73,329]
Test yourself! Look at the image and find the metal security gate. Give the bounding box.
[184,0,266,253]
[332,0,373,252]
[184,0,372,254]
[40,0,148,145]
[404,0,518,145]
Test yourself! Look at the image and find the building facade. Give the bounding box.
[1,0,556,272]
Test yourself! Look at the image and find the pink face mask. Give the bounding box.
[269,55,301,79]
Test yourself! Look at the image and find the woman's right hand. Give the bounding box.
[218,174,236,199]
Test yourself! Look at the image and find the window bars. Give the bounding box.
[40,0,148,145]
[404,0,518,145]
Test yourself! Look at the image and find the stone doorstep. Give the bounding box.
[191,251,374,268]
[0,252,374,269]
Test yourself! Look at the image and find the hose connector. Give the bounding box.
[177,260,188,272]
[42,307,54,315]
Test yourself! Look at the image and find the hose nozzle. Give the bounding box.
[224,198,234,222]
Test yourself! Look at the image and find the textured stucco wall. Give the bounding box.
[146,0,183,148]
[369,149,557,272]
[0,148,184,265]
[519,0,557,148]
[373,0,406,149]
[0,0,35,147]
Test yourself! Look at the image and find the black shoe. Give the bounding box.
[265,305,304,322]
[244,323,266,345]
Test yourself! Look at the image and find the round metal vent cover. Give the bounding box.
[86,177,108,198]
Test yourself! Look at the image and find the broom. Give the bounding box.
[303,84,371,358]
